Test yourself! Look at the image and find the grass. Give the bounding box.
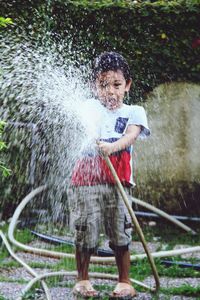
[0,276,28,284]
[0,246,10,264]
[135,223,200,246]
[161,284,200,297]
[42,242,75,254]
[15,228,35,245]
[0,260,21,268]
[156,259,200,278]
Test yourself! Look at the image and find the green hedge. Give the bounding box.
[0,121,11,178]
[1,0,200,100]
[0,17,13,27]
[0,18,12,179]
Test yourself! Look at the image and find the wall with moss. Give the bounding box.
[134,82,200,215]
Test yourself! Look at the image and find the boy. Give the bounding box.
[70,52,150,299]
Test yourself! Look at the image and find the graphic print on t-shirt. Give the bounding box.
[114,117,128,133]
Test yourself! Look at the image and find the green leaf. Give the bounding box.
[0,17,13,27]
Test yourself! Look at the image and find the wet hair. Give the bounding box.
[92,52,131,83]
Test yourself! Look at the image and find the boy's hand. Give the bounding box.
[97,141,115,156]
[97,125,141,156]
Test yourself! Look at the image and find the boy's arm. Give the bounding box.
[98,124,141,156]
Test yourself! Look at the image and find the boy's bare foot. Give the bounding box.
[73,280,99,298]
[109,282,136,299]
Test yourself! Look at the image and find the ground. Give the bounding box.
[0,221,199,299]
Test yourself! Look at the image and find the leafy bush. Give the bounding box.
[0,17,12,178]
[54,0,200,99]
[1,0,199,99]
[0,122,11,178]
[0,17,13,27]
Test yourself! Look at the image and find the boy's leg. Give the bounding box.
[70,186,101,297]
[111,246,136,298]
[114,246,131,284]
[104,187,132,284]
[76,247,91,280]
[104,187,136,297]
[74,247,99,297]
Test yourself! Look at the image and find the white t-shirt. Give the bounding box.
[71,103,150,187]
[99,104,150,139]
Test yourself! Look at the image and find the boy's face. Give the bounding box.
[95,70,132,110]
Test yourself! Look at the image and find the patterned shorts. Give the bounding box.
[68,185,133,252]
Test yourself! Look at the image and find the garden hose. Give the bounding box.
[8,184,195,260]
[0,231,152,300]
[130,197,196,235]
[5,182,200,298]
[0,230,52,300]
[104,156,160,291]
[132,211,200,223]
[20,271,152,298]
[7,185,200,263]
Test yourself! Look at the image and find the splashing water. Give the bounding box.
[0,33,109,224]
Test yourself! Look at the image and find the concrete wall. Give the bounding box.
[134,82,200,214]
